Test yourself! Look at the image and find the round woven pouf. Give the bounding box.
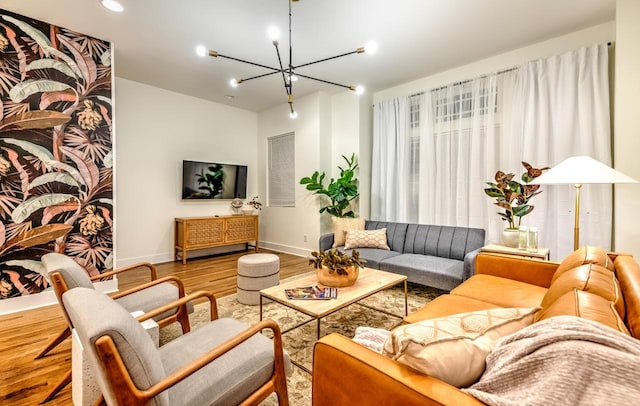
[237,253,280,305]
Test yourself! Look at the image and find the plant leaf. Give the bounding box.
[0,110,71,131]
[1,223,73,255]
[60,146,99,190]
[11,194,77,223]
[8,79,72,103]
[42,45,84,78]
[2,147,31,195]
[1,15,52,48]
[100,50,112,67]
[39,89,78,110]
[46,160,86,186]
[41,200,80,225]
[1,138,54,161]
[29,172,80,190]
[5,259,47,279]
[0,221,5,248]
[57,35,97,84]
[0,23,27,80]
[26,59,79,79]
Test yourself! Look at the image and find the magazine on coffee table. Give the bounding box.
[285,285,338,300]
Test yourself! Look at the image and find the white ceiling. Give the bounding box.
[0,0,615,112]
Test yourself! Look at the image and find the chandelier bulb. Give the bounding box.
[230,78,239,88]
[195,45,207,57]
[355,85,365,95]
[290,110,298,119]
[364,41,378,55]
[267,26,281,42]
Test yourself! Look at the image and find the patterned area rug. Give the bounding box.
[159,281,445,406]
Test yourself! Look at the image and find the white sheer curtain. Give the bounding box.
[371,43,611,259]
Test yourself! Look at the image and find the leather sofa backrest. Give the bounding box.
[552,246,615,284]
[365,221,485,261]
[614,255,640,339]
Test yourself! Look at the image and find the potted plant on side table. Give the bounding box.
[484,162,549,248]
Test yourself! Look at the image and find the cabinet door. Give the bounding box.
[226,216,258,244]
[186,218,225,248]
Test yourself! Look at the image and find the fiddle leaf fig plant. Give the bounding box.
[300,153,359,218]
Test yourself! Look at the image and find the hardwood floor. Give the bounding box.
[0,250,309,405]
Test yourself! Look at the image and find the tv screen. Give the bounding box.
[182,160,247,200]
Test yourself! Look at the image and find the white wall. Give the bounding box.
[614,0,640,259]
[114,78,258,266]
[257,93,325,255]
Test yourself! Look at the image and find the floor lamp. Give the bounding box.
[533,156,638,251]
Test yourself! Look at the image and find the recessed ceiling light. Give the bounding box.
[100,0,124,13]
[224,95,235,100]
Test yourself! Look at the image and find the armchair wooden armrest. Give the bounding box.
[111,275,186,301]
[91,262,158,282]
[136,290,218,323]
[95,319,288,405]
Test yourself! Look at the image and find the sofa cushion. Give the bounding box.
[379,254,464,291]
[332,217,365,248]
[405,294,499,324]
[540,264,625,318]
[404,224,485,261]
[552,246,615,283]
[365,221,409,253]
[535,289,629,335]
[383,307,538,388]
[341,247,400,269]
[450,274,547,309]
[344,228,390,250]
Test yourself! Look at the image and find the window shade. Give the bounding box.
[268,132,295,207]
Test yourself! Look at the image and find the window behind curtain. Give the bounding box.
[268,132,295,207]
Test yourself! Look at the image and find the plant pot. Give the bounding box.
[501,229,520,248]
[241,207,256,215]
[316,266,359,287]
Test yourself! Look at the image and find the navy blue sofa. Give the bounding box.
[319,220,486,291]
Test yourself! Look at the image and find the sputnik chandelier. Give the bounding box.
[204,0,377,118]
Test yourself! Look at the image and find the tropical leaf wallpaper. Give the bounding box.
[0,10,113,299]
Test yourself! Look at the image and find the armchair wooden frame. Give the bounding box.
[40,262,191,403]
[89,293,289,406]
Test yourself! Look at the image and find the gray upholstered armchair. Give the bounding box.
[39,253,193,402]
[62,287,291,405]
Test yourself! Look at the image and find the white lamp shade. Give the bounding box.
[533,156,638,185]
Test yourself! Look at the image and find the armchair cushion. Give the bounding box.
[116,282,187,322]
[41,253,93,290]
[160,317,291,405]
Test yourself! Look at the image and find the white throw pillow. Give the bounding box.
[382,307,539,388]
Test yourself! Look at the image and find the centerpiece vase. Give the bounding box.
[501,228,520,248]
[316,266,359,287]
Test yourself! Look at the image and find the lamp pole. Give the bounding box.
[573,184,582,251]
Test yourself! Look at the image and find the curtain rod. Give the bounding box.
[408,41,613,97]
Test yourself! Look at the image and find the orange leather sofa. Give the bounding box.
[312,246,640,405]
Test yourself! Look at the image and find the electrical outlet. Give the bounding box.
[303,234,308,242]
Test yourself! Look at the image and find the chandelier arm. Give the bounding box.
[293,50,360,69]
[293,73,353,90]
[238,70,282,83]
[214,53,281,72]
[273,43,291,95]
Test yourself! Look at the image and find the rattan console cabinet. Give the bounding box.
[174,215,258,264]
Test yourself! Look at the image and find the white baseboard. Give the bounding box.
[259,241,311,258]
[0,278,118,316]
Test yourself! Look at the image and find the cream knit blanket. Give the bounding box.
[463,316,640,406]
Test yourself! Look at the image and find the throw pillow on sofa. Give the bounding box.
[332,217,365,248]
[344,228,390,250]
[382,307,539,388]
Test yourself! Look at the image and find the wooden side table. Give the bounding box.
[480,244,550,260]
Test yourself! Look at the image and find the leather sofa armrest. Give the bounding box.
[475,252,559,288]
[463,248,482,281]
[312,334,484,406]
[319,233,334,251]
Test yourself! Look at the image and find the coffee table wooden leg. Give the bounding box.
[259,295,263,321]
[317,319,321,340]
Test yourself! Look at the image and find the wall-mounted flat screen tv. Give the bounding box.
[182,160,248,200]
